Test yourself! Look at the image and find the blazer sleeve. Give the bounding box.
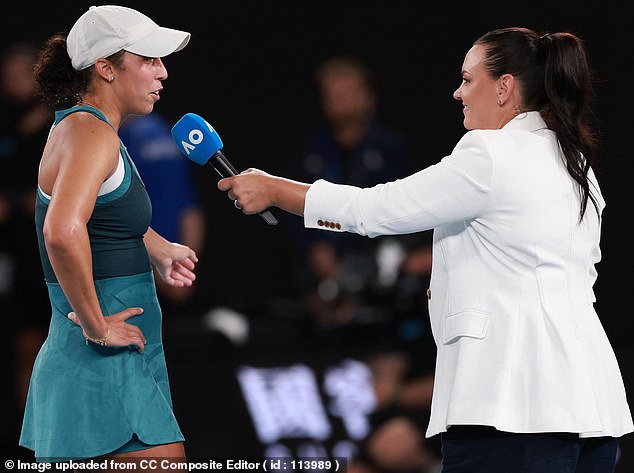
[304,130,497,238]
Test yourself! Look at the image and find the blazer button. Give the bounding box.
[426,288,431,300]
[317,220,324,226]
[335,223,341,229]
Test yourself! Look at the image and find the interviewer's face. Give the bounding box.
[453,45,500,130]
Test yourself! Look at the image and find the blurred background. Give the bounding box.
[2,2,632,472]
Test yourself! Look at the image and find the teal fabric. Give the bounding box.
[111,434,153,454]
[34,105,152,283]
[20,106,183,460]
[20,272,184,460]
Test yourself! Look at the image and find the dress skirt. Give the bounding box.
[19,271,184,461]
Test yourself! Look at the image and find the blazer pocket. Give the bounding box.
[442,310,490,344]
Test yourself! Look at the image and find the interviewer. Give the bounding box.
[219,27,633,473]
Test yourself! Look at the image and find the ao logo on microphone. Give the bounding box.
[171,112,224,165]
[179,128,203,155]
[178,119,216,156]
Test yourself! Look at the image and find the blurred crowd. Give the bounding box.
[0,41,442,472]
[1,42,53,457]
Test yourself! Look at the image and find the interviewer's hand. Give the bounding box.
[218,168,274,214]
[68,308,147,352]
[219,168,309,217]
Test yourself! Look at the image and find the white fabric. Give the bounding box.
[97,153,125,196]
[67,5,190,70]
[304,111,634,438]
[39,153,124,199]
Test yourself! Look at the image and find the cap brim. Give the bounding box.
[124,26,190,58]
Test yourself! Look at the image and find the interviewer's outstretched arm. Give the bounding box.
[218,168,310,217]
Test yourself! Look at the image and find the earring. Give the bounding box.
[497,98,503,106]
[108,76,114,83]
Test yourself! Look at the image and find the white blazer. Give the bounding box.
[304,111,633,438]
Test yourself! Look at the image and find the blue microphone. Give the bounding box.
[171,113,278,225]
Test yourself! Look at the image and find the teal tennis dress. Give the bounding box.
[19,105,185,460]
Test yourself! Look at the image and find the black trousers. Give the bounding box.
[440,426,619,473]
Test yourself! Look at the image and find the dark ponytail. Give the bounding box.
[33,34,90,110]
[540,32,598,221]
[475,27,599,221]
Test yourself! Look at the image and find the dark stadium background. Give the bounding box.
[3,2,632,471]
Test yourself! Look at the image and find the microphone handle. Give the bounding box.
[208,150,278,225]
[210,149,240,176]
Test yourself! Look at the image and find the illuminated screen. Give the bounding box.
[236,358,376,460]
[166,331,381,463]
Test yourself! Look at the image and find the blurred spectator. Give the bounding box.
[287,56,423,329]
[119,112,205,313]
[0,41,52,435]
[285,56,440,472]
[344,242,441,473]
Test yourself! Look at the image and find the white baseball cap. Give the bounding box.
[67,5,191,70]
